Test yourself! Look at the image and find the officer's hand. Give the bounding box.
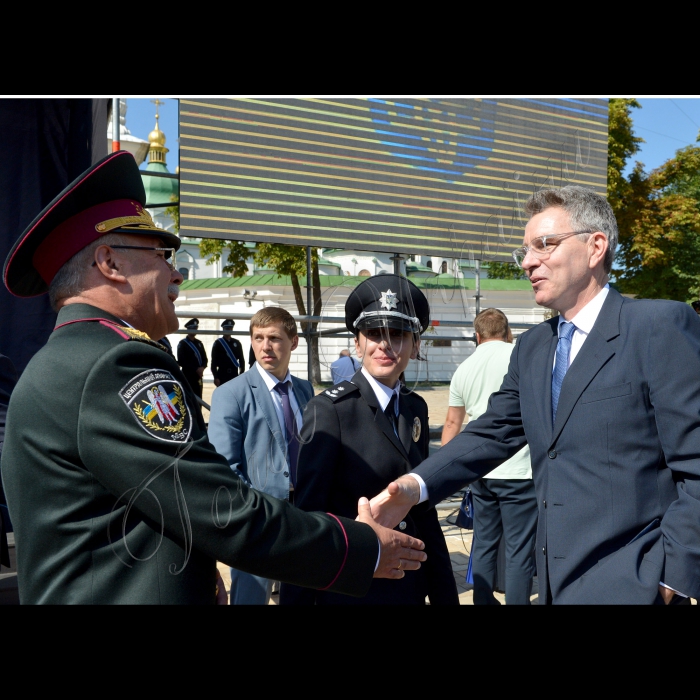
[196,367,205,378]
[369,475,421,529]
[357,497,426,579]
[216,570,228,605]
[214,378,221,387]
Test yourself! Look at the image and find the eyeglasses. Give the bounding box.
[92,245,177,270]
[512,230,593,268]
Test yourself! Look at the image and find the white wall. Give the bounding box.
[173,282,545,384]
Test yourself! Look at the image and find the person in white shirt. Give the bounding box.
[442,308,537,605]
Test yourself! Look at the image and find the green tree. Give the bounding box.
[607,98,644,233]
[199,239,324,383]
[486,261,526,280]
[615,146,700,302]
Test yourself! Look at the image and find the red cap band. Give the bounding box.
[32,199,151,285]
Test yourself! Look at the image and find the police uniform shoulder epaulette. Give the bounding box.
[319,381,359,402]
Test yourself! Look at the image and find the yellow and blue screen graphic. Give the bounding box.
[179,98,608,260]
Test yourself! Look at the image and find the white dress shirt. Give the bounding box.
[361,367,401,418]
[554,284,609,370]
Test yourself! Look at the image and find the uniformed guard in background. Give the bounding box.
[177,318,207,399]
[211,318,245,386]
[281,273,459,605]
[0,151,426,604]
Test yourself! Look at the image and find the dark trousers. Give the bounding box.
[470,478,538,605]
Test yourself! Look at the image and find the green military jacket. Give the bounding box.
[1,304,378,604]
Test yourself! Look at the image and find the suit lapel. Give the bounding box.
[551,289,622,443]
[352,371,408,460]
[248,368,288,458]
[531,320,559,442]
[290,376,311,409]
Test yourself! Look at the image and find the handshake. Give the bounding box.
[356,475,424,580]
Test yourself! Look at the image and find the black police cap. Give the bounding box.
[345,274,429,335]
[185,318,199,330]
[221,319,235,329]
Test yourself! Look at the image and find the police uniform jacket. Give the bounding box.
[177,336,207,396]
[0,304,379,604]
[211,335,245,384]
[280,369,458,605]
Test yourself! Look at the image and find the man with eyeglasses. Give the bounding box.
[371,185,700,605]
[0,151,427,604]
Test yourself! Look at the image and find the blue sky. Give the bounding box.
[123,97,179,170]
[621,97,700,175]
[122,97,700,177]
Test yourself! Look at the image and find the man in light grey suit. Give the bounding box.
[209,307,314,604]
[371,185,700,605]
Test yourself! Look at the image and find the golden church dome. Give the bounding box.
[148,125,166,147]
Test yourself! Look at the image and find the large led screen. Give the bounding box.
[179,98,608,261]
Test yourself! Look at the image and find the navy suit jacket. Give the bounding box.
[416,288,700,604]
[208,365,313,501]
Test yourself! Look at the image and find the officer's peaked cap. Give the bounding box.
[345,273,429,335]
[185,318,199,329]
[221,319,235,328]
[3,150,181,298]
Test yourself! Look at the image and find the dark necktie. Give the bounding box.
[385,394,399,436]
[274,381,299,487]
[551,321,576,426]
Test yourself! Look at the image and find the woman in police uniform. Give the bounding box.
[280,274,458,605]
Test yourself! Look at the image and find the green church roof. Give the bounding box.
[141,163,178,207]
[180,275,533,292]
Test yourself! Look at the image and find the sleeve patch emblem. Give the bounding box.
[119,370,192,442]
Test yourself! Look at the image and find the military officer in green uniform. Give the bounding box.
[0,151,427,604]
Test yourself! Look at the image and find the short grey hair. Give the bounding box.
[48,233,131,311]
[524,186,618,274]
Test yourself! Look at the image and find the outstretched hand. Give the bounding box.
[357,497,426,579]
[369,475,421,529]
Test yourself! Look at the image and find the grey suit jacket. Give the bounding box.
[208,366,314,501]
[416,288,700,604]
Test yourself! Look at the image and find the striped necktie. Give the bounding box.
[274,381,299,487]
[551,321,576,426]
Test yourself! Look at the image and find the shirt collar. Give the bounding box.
[361,366,400,414]
[559,284,610,335]
[255,361,291,391]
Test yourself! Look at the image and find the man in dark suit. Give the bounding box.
[211,318,245,386]
[0,151,426,604]
[281,274,458,605]
[371,185,700,605]
[177,318,207,399]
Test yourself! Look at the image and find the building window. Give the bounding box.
[441,261,447,274]
[426,260,432,269]
[179,267,189,280]
[432,339,452,347]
